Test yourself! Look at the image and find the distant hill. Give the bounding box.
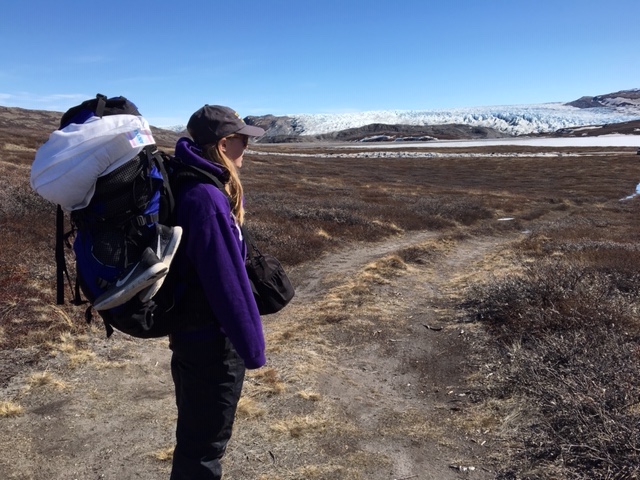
[566,88,640,110]
[0,106,182,151]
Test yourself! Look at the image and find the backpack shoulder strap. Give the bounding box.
[145,146,175,219]
[168,159,228,201]
[174,162,225,190]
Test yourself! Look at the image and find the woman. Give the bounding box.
[169,104,266,479]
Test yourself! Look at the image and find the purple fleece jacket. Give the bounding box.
[172,137,265,369]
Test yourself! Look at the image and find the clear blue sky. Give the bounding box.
[1,0,638,127]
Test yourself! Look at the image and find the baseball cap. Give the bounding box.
[187,105,265,146]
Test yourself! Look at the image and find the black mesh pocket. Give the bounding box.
[78,154,153,226]
[94,155,150,218]
[92,229,127,268]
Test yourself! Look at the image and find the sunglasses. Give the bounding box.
[227,134,249,147]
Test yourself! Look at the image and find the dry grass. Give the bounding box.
[237,396,267,418]
[26,371,68,390]
[297,390,322,401]
[270,415,329,438]
[462,215,640,478]
[150,446,174,462]
[0,400,24,417]
[246,367,287,396]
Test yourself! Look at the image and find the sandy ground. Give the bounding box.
[0,228,519,479]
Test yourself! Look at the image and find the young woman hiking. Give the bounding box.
[168,104,266,480]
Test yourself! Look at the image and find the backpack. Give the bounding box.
[30,94,181,338]
[67,146,183,338]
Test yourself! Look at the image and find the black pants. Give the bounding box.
[169,329,246,480]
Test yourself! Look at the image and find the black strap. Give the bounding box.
[55,206,65,304]
[73,277,84,306]
[56,205,85,305]
[94,93,107,118]
[134,212,160,226]
[179,162,226,191]
[148,147,175,218]
[240,224,261,260]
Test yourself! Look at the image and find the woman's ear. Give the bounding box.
[218,137,227,154]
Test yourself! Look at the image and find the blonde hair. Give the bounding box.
[202,142,245,225]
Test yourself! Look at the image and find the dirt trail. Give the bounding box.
[0,229,519,479]
[301,234,510,480]
[289,230,440,300]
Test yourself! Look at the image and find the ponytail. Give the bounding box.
[202,144,245,225]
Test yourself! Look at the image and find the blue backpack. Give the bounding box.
[55,94,181,338]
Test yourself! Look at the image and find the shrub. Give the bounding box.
[467,253,640,478]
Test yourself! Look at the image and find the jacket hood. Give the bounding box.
[174,137,230,184]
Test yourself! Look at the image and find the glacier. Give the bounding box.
[289,102,640,136]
